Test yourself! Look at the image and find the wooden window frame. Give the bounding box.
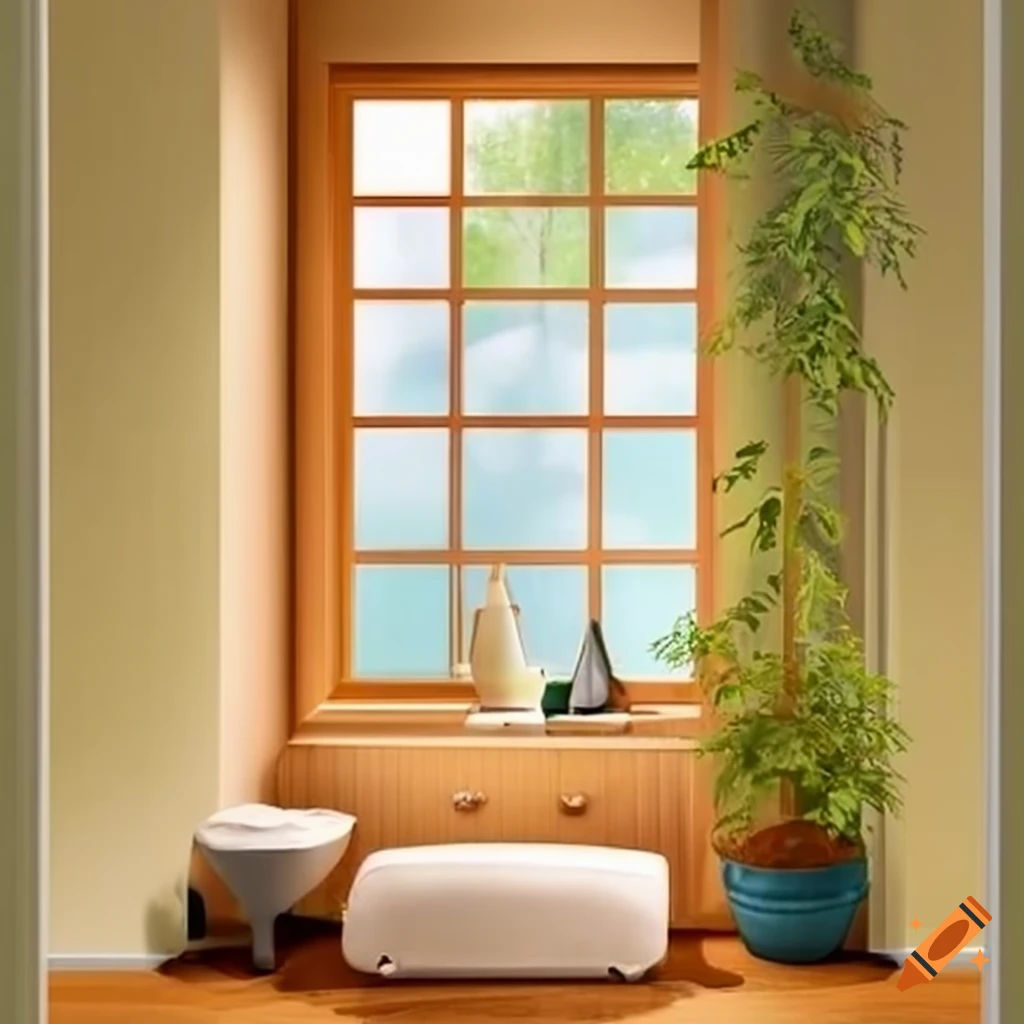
[294,64,715,728]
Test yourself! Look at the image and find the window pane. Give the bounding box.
[605,207,697,288]
[353,100,450,196]
[462,428,587,549]
[462,565,587,674]
[604,303,697,415]
[463,208,588,288]
[605,100,699,195]
[354,301,449,415]
[354,208,449,289]
[464,100,588,195]
[463,302,587,415]
[603,430,697,549]
[602,565,697,677]
[354,428,448,549]
[354,566,450,678]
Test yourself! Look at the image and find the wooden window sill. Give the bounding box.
[290,700,704,750]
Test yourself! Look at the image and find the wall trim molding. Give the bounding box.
[48,954,169,972]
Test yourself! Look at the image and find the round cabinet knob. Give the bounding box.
[559,792,589,816]
[452,789,488,812]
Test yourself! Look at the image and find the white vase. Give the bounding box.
[468,565,543,710]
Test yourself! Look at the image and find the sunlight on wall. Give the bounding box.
[50,0,288,956]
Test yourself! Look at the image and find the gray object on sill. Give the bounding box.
[568,619,629,715]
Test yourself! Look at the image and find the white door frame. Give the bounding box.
[2,0,49,1021]
[983,0,1003,1020]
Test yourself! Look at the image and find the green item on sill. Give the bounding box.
[541,678,572,717]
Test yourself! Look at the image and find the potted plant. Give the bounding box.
[651,9,922,964]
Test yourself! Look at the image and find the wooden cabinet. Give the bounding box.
[276,736,731,930]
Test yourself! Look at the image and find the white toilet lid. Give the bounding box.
[194,803,356,852]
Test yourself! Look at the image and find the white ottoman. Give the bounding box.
[341,842,669,981]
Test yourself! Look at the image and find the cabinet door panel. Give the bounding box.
[276,742,727,929]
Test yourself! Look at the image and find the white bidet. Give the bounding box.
[194,803,356,971]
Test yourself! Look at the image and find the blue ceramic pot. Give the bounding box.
[721,856,869,964]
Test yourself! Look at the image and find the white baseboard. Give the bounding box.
[48,935,252,971]
[872,946,985,970]
[48,954,169,971]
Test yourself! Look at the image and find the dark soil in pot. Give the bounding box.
[715,820,862,870]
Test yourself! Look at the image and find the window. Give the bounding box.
[309,65,711,709]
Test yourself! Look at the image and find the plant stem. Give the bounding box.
[781,373,803,697]
[780,373,803,816]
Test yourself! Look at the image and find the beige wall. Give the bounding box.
[711,0,788,618]
[0,0,46,1014]
[857,0,985,949]
[50,0,288,956]
[218,0,289,809]
[50,0,222,956]
[306,0,700,63]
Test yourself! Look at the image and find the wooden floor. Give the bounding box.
[49,921,981,1024]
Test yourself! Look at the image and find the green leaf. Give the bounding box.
[789,126,814,148]
[792,179,829,232]
[714,440,770,494]
[720,508,757,539]
[753,495,783,552]
[688,122,762,172]
[843,220,867,256]
[734,69,764,94]
[713,684,742,709]
[736,440,769,460]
